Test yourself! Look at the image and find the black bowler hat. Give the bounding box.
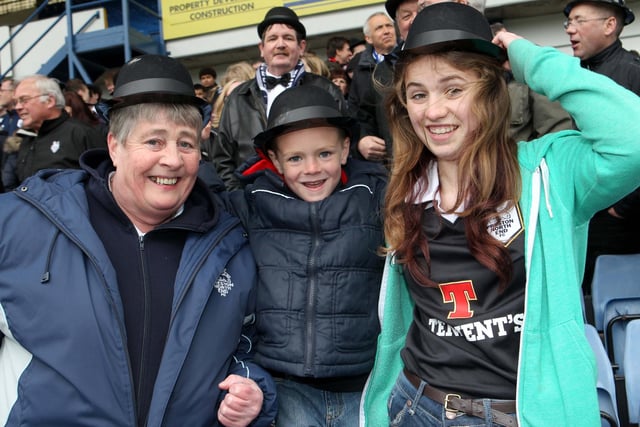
[385,0,403,19]
[109,55,207,111]
[564,0,634,25]
[253,85,357,152]
[257,7,306,40]
[402,2,506,62]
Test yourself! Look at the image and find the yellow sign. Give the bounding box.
[161,0,384,40]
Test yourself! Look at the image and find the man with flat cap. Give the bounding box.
[212,6,347,190]
[563,0,640,295]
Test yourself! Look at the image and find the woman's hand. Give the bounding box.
[492,31,524,70]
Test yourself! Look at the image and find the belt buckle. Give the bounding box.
[444,393,461,420]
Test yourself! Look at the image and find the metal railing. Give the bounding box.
[0,0,163,81]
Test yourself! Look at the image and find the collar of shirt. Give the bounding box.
[411,161,465,222]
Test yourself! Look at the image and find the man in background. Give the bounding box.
[4,75,104,190]
[563,0,640,292]
[212,6,346,190]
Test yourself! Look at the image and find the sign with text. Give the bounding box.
[161,0,383,40]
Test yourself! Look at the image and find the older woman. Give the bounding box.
[0,55,276,427]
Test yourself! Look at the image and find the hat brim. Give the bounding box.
[563,0,635,25]
[402,29,507,62]
[385,0,401,19]
[254,112,358,152]
[107,93,208,109]
[257,17,306,39]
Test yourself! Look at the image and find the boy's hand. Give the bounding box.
[217,375,264,427]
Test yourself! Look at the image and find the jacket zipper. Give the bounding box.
[137,235,151,424]
[304,203,321,375]
[153,217,242,426]
[169,217,240,324]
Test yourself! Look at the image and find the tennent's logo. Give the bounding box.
[439,281,476,319]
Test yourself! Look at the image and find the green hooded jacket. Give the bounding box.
[361,39,640,427]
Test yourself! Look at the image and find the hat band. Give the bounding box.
[406,29,490,51]
[114,78,194,98]
[271,105,342,128]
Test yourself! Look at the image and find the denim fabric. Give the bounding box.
[274,378,361,427]
[388,371,516,427]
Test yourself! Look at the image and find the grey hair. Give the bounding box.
[18,75,65,109]
[109,103,202,145]
[363,11,392,36]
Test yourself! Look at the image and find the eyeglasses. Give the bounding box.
[14,94,47,105]
[563,17,609,29]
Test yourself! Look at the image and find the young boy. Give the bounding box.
[225,85,387,426]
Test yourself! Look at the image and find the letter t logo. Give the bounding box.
[439,281,477,319]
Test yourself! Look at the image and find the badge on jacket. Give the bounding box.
[214,269,234,297]
[487,203,524,246]
[50,140,60,153]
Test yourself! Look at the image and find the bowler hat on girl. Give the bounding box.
[402,2,506,61]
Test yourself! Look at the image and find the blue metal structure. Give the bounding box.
[1,0,165,83]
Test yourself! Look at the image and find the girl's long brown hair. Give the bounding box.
[384,50,521,290]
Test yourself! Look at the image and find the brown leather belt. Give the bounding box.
[403,369,518,427]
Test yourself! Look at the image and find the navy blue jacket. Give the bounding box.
[0,153,276,426]
[227,158,387,379]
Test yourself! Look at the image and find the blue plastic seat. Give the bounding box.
[602,298,640,375]
[590,254,640,371]
[585,324,620,427]
[623,320,640,424]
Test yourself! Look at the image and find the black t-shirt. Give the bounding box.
[401,203,526,399]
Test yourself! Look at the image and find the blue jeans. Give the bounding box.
[388,371,517,427]
[274,377,361,427]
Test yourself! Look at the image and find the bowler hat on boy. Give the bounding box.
[402,2,506,61]
[563,0,634,25]
[257,7,307,39]
[253,85,357,152]
[109,54,207,111]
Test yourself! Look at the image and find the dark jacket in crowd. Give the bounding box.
[225,157,387,383]
[0,109,19,165]
[580,38,640,290]
[347,44,401,164]
[581,39,640,95]
[8,111,105,189]
[212,73,348,191]
[0,149,277,426]
[506,74,573,142]
[347,45,378,118]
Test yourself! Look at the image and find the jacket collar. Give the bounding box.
[38,110,70,135]
[580,39,622,70]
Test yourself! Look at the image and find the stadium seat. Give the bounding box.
[585,324,620,427]
[603,298,640,375]
[623,320,640,424]
[590,253,640,372]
